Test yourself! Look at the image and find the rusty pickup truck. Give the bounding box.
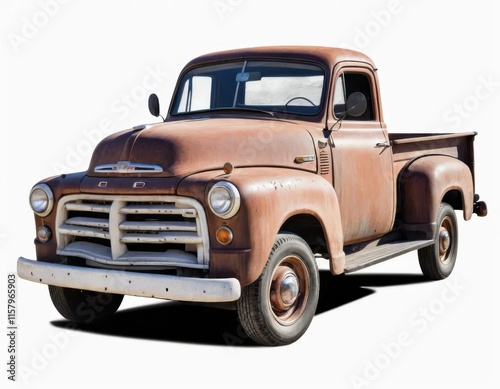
[18,46,487,346]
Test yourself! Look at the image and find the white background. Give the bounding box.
[1,0,498,388]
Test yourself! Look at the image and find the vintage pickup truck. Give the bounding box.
[18,46,487,346]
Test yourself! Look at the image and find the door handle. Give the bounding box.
[376,141,390,148]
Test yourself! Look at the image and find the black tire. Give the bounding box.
[48,286,123,325]
[418,203,458,280]
[237,234,319,346]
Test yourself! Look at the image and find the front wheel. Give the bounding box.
[237,234,319,346]
[49,286,124,325]
[418,202,458,280]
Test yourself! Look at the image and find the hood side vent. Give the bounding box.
[319,150,330,175]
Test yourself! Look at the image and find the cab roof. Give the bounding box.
[184,45,376,70]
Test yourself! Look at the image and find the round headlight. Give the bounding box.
[208,182,240,219]
[29,184,54,217]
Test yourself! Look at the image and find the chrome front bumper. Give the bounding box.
[17,257,241,303]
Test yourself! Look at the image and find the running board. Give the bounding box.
[344,239,434,273]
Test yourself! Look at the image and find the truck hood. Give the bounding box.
[87,117,317,178]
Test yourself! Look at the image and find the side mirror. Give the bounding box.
[148,93,161,117]
[346,92,367,118]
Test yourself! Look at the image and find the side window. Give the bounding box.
[333,75,346,117]
[333,72,375,121]
[176,76,212,113]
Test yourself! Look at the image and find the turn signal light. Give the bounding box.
[216,226,233,245]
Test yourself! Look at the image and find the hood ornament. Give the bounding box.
[94,161,163,173]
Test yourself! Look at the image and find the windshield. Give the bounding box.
[171,60,325,116]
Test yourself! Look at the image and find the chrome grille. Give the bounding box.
[55,194,209,269]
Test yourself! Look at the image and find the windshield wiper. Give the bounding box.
[203,107,276,117]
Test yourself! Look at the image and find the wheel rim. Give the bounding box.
[438,216,454,264]
[269,255,309,325]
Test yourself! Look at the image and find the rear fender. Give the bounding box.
[399,155,474,239]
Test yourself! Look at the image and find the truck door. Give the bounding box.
[329,68,395,244]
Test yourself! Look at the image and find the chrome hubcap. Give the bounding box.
[280,273,299,306]
[271,266,299,311]
[438,216,454,264]
[269,256,309,324]
[439,227,450,255]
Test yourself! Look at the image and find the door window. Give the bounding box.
[333,72,375,121]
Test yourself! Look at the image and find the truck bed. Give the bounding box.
[389,132,477,181]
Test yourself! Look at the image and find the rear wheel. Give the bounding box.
[418,203,458,280]
[49,286,123,325]
[237,234,319,346]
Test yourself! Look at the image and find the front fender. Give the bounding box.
[399,155,474,238]
[203,168,345,286]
